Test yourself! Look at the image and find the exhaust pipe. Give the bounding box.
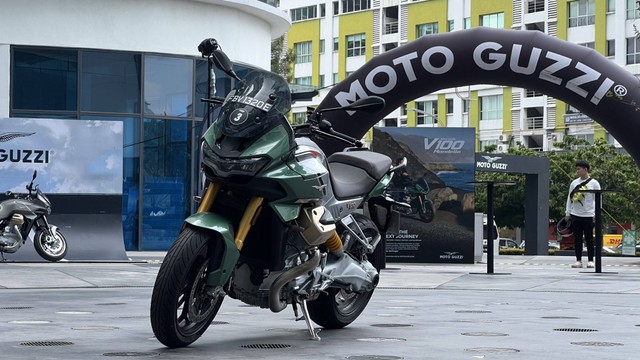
[269,249,320,313]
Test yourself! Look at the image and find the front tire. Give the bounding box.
[307,214,380,329]
[150,226,224,348]
[34,228,68,262]
[418,198,435,223]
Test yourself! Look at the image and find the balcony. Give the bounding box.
[384,21,398,34]
[525,116,544,130]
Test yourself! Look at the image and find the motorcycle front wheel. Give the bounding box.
[418,198,435,223]
[307,214,380,329]
[34,228,68,262]
[150,226,224,348]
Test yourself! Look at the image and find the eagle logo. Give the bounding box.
[0,132,35,143]
[482,155,502,163]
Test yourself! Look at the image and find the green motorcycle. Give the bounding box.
[150,38,406,348]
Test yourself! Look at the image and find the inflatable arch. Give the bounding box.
[314,27,640,166]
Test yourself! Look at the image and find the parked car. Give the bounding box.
[483,238,521,252]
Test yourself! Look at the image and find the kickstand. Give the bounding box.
[296,299,321,341]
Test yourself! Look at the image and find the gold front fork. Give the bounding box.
[197,182,222,213]
[195,182,263,251]
[235,196,264,251]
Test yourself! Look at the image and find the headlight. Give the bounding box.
[202,142,269,177]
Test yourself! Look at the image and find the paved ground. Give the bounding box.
[1,253,640,360]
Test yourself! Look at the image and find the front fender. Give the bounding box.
[184,212,239,287]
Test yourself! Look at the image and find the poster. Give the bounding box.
[622,230,637,256]
[373,127,475,263]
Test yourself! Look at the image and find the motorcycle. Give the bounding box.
[0,170,68,262]
[149,38,406,348]
[390,177,435,223]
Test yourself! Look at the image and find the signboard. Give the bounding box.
[622,230,637,256]
[373,127,475,263]
[0,118,123,194]
[603,234,622,248]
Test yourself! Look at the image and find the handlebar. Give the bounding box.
[293,119,362,148]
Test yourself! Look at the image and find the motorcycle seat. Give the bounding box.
[328,151,392,200]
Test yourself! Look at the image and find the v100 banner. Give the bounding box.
[373,127,475,263]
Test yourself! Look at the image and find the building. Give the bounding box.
[0,0,290,251]
[279,0,631,152]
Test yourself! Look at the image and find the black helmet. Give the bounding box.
[557,217,572,237]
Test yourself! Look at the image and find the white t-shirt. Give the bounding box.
[565,176,601,217]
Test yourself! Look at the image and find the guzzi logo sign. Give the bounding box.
[0,132,51,164]
[334,41,616,110]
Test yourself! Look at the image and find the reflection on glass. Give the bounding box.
[142,118,192,250]
[12,48,78,111]
[81,115,141,251]
[144,56,193,117]
[81,51,141,113]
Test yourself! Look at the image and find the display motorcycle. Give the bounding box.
[0,170,68,261]
[149,38,406,348]
[391,177,435,223]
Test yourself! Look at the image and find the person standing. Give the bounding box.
[565,160,601,268]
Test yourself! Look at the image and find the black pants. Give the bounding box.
[571,215,594,262]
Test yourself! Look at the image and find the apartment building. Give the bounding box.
[279,0,633,152]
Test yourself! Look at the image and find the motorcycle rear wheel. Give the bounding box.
[34,228,68,262]
[307,214,379,329]
[150,226,224,348]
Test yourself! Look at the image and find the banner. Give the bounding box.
[373,127,475,263]
[622,230,637,256]
[0,118,123,194]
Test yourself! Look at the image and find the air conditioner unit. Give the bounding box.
[550,132,564,143]
[498,134,509,143]
[497,144,508,152]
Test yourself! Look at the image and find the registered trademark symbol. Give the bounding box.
[613,84,627,97]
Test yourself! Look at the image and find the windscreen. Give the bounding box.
[213,70,292,139]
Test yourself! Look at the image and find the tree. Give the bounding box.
[271,35,295,83]
[475,138,640,231]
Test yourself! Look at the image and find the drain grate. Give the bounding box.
[455,310,492,313]
[211,321,229,325]
[370,323,413,328]
[21,341,73,347]
[571,341,623,347]
[1,306,33,310]
[346,356,403,360]
[241,343,292,349]
[542,316,579,319]
[103,352,159,357]
[96,303,126,306]
[462,332,508,337]
[466,347,520,354]
[554,328,598,332]
[356,337,406,342]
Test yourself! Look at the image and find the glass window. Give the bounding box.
[144,55,193,117]
[464,17,471,29]
[295,76,312,85]
[333,37,339,52]
[320,3,326,17]
[295,41,313,63]
[291,5,317,22]
[569,0,595,27]
[333,73,339,84]
[607,0,615,12]
[481,12,504,28]
[346,33,366,57]
[416,22,439,37]
[319,74,325,88]
[527,0,545,13]
[627,0,640,19]
[81,51,141,114]
[320,39,325,54]
[81,115,141,250]
[12,48,78,111]
[292,112,307,124]
[446,98,454,114]
[626,37,640,64]
[141,118,192,250]
[607,39,615,57]
[480,95,503,121]
[342,0,370,13]
[448,20,454,32]
[415,100,438,125]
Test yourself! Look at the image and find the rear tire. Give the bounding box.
[150,226,224,348]
[307,214,380,328]
[34,229,67,262]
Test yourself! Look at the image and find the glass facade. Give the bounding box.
[10,46,249,250]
